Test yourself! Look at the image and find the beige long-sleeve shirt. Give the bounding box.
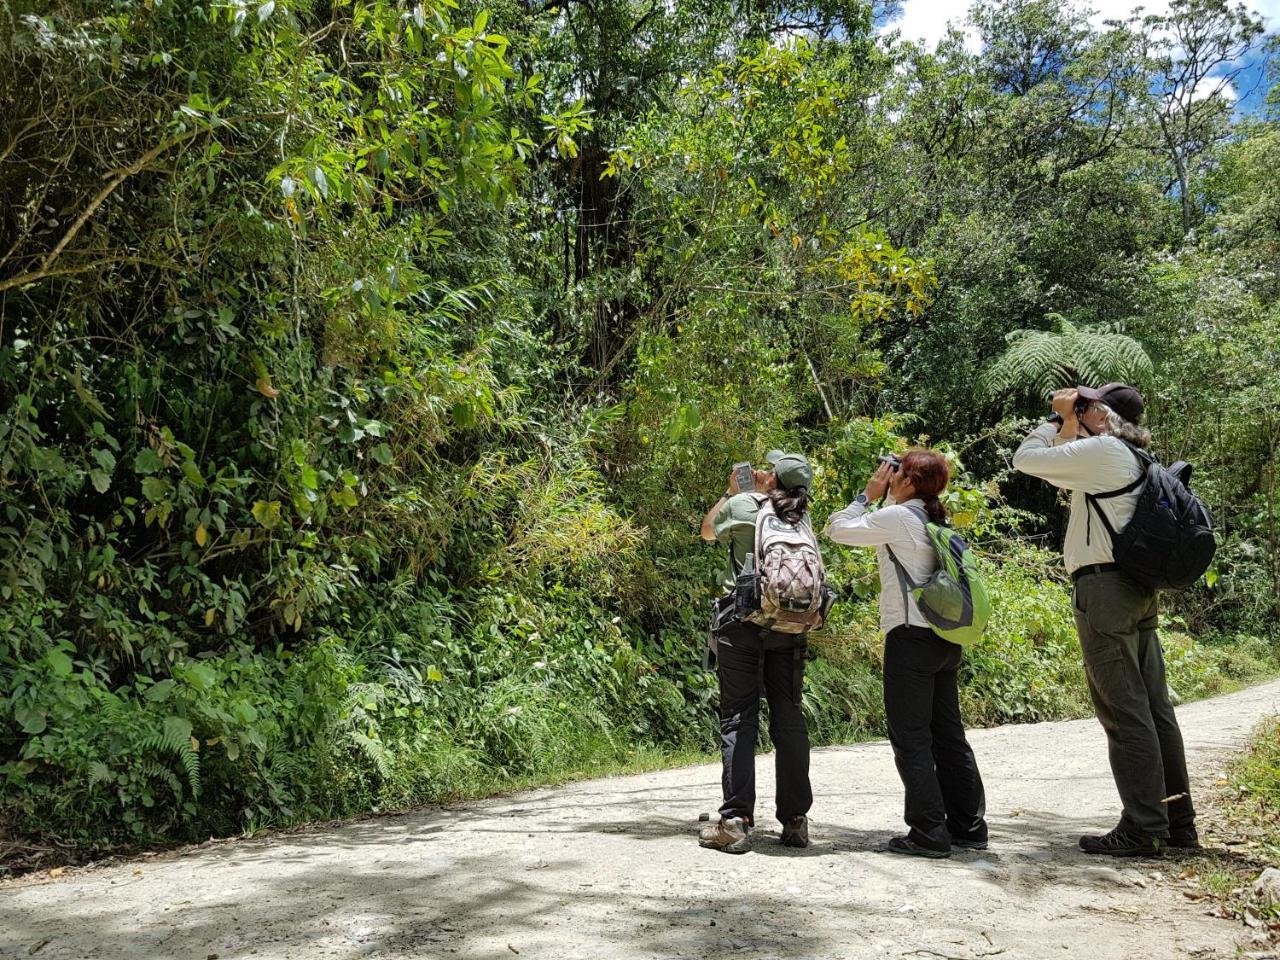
[1012,422,1144,574]
[823,497,935,635]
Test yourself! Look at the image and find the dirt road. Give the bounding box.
[5,679,1280,960]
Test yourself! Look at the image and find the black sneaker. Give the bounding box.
[1079,828,1163,857]
[1167,827,1201,850]
[887,836,950,859]
[950,835,989,851]
[780,815,809,848]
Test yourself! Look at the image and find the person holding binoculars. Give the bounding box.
[1014,384,1198,857]
[824,450,988,859]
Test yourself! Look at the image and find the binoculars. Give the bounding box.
[877,454,902,471]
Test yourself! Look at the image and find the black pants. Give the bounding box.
[883,625,987,852]
[1073,570,1196,838]
[715,622,812,825]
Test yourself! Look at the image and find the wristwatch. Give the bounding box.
[1047,412,1064,429]
[853,493,869,507]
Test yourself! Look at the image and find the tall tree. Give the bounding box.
[1138,0,1267,237]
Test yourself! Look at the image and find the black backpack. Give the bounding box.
[1085,443,1216,590]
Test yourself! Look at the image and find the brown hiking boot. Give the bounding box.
[699,816,751,854]
[780,815,809,848]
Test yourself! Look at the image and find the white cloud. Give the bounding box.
[1256,0,1280,27]
[1189,75,1239,102]
[1085,0,1279,30]
[881,0,981,53]
[1083,1,1172,30]
[881,0,1279,50]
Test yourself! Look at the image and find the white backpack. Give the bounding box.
[744,495,830,635]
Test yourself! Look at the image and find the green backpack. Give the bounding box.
[885,504,991,647]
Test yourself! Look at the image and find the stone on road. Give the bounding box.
[4,680,1280,960]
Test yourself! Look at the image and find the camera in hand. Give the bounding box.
[732,461,755,493]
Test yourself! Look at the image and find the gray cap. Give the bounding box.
[765,449,813,491]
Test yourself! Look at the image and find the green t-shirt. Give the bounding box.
[712,493,762,592]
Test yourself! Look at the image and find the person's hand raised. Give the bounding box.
[1051,388,1078,420]
[864,460,894,502]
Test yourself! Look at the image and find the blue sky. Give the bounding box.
[880,0,1276,114]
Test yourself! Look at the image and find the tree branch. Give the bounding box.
[0,130,201,293]
[0,255,185,295]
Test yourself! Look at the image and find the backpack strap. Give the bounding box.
[726,493,770,579]
[1083,442,1149,545]
[751,493,772,573]
[884,504,931,617]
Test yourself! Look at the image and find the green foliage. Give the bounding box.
[1,0,1277,863]
[983,314,1156,402]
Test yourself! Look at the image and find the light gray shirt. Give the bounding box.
[823,497,936,635]
[1012,422,1144,574]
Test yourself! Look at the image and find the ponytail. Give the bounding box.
[921,495,948,524]
[769,485,809,524]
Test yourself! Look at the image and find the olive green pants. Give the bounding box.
[1072,570,1196,839]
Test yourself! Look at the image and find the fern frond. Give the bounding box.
[138,716,202,798]
[87,760,113,789]
[139,761,183,800]
[985,317,1154,402]
[982,329,1070,397]
[351,731,394,780]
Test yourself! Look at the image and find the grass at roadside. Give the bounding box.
[1226,716,1280,861]
[1176,716,1280,949]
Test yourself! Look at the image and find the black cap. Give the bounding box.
[1076,382,1145,423]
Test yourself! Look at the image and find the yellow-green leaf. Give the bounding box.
[251,499,282,529]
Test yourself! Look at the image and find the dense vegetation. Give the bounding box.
[2,0,1278,860]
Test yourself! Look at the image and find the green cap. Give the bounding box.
[765,449,813,491]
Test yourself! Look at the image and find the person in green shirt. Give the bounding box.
[696,450,815,854]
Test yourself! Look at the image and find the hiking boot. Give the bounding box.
[1167,827,1201,850]
[699,816,751,854]
[1079,827,1163,858]
[887,836,950,859]
[950,834,989,851]
[780,815,809,848]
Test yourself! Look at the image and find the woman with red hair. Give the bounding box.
[824,449,988,858]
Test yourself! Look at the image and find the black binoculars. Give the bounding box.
[877,454,902,471]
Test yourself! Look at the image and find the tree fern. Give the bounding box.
[982,313,1154,401]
